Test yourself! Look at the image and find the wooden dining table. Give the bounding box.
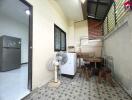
[84,57,102,68]
[77,52,102,68]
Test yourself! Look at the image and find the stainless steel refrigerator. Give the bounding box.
[0,35,21,71]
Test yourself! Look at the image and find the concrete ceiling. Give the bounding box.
[0,0,29,25]
[56,0,84,22]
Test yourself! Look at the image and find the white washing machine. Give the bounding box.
[60,53,77,76]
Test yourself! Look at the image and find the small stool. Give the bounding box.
[98,67,114,87]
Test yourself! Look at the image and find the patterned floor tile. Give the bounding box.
[22,73,132,100]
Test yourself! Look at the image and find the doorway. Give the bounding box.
[0,0,33,100]
[20,0,33,91]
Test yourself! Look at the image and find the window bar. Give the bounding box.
[107,16,109,33]
[102,24,104,35]
[114,2,117,26]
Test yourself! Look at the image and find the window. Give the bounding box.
[103,0,129,34]
[54,24,66,51]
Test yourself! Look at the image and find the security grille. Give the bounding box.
[103,0,129,34]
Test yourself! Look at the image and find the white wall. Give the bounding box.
[67,20,89,52]
[67,19,102,56]
[80,39,102,57]
[67,20,75,46]
[103,12,132,96]
[74,20,88,50]
[0,12,28,63]
[27,0,69,89]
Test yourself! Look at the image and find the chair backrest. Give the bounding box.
[88,52,95,58]
[103,55,114,77]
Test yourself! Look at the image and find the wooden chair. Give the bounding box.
[98,58,114,87]
[79,58,85,77]
[80,59,92,80]
[84,63,92,80]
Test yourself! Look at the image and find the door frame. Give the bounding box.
[19,0,33,91]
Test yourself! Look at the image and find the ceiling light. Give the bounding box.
[25,9,31,15]
[81,0,85,3]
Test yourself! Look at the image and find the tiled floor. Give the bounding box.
[0,64,30,100]
[22,73,132,100]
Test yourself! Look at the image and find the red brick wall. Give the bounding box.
[88,18,103,40]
